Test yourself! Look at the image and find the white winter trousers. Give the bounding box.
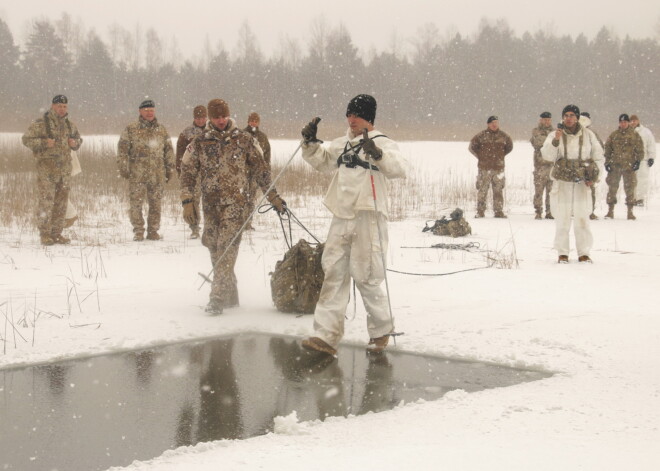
[312,211,394,348]
[550,180,594,257]
[636,162,650,201]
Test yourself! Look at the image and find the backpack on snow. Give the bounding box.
[270,239,325,314]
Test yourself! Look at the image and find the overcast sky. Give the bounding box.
[2,0,658,59]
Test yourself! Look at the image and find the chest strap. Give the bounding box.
[336,134,387,171]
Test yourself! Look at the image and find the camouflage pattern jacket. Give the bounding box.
[180,119,275,208]
[530,124,554,167]
[469,129,513,171]
[22,109,82,178]
[604,127,644,169]
[243,126,271,165]
[176,123,206,175]
[117,117,174,183]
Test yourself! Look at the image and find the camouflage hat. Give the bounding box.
[193,105,207,118]
[208,99,230,119]
[248,112,260,123]
[540,111,551,118]
[52,95,68,104]
[618,113,630,122]
[629,114,639,121]
[139,99,155,109]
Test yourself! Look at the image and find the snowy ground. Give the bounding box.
[1,137,659,470]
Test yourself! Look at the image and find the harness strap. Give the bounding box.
[43,112,73,139]
[336,134,387,171]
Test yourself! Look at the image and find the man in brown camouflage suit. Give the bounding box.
[603,114,644,220]
[180,99,286,315]
[22,95,83,246]
[243,112,271,229]
[176,105,207,239]
[530,111,555,220]
[117,99,174,241]
[469,116,514,218]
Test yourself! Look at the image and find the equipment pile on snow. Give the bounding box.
[270,239,325,314]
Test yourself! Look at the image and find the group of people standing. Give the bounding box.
[22,93,405,356]
[470,105,655,263]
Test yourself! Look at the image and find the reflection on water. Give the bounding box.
[0,333,551,471]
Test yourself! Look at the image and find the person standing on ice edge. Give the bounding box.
[541,104,604,263]
[468,116,513,218]
[179,99,286,315]
[299,94,407,356]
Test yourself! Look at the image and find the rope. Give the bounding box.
[386,266,488,277]
[401,241,482,251]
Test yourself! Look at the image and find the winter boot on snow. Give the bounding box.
[302,337,337,356]
[627,206,636,220]
[605,205,615,219]
[205,299,224,316]
[578,255,593,263]
[558,255,569,264]
[475,210,485,218]
[367,335,390,353]
[534,210,542,220]
[494,211,507,218]
[545,212,554,220]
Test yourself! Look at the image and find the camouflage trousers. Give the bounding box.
[533,164,553,214]
[128,180,163,234]
[605,167,637,206]
[36,170,70,238]
[476,169,505,213]
[202,204,244,307]
[188,180,202,232]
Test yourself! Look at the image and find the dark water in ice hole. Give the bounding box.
[0,333,551,471]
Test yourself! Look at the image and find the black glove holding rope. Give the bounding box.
[361,129,383,160]
[301,117,322,144]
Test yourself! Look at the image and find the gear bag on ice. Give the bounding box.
[270,239,325,314]
[423,208,472,238]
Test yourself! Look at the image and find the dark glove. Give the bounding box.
[182,199,199,226]
[648,158,654,167]
[119,167,130,179]
[605,163,612,173]
[267,191,287,214]
[632,160,640,171]
[301,117,322,144]
[361,133,383,160]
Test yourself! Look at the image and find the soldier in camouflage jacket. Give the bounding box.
[175,105,207,238]
[603,114,644,219]
[180,99,285,315]
[530,112,555,219]
[22,95,82,245]
[117,100,174,240]
[243,112,271,229]
[469,116,513,218]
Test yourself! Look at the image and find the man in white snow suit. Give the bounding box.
[630,114,656,207]
[579,112,605,220]
[541,104,604,263]
[300,94,407,356]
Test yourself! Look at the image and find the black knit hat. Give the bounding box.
[562,104,580,117]
[540,111,551,119]
[52,95,68,104]
[487,115,498,124]
[139,99,155,109]
[618,113,630,122]
[346,94,377,124]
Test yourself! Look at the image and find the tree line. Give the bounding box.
[1,15,658,140]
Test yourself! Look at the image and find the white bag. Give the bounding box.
[71,150,82,176]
